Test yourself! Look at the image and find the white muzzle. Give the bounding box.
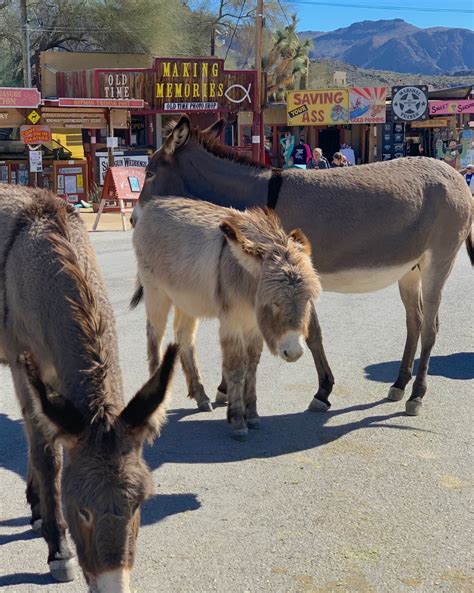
[278,331,305,362]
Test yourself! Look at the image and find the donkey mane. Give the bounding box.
[23,193,110,410]
[167,119,269,170]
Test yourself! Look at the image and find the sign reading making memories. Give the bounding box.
[391,85,429,122]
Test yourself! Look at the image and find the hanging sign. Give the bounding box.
[349,87,386,123]
[29,149,43,172]
[58,97,145,109]
[20,125,52,144]
[391,86,429,122]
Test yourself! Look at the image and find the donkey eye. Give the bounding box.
[272,303,281,315]
[145,170,154,179]
[78,508,93,525]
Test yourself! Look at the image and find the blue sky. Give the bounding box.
[290,0,474,32]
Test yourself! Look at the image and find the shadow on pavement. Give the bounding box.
[0,528,39,546]
[364,352,474,383]
[0,572,55,586]
[145,398,425,471]
[141,493,201,527]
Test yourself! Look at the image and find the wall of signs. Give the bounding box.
[381,122,405,160]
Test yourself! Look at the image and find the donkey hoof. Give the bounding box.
[247,418,260,430]
[49,558,77,582]
[308,397,330,412]
[406,398,423,416]
[387,386,405,402]
[198,400,214,412]
[231,428,248,441]
[214,390,228,406]
[31,518,42,534]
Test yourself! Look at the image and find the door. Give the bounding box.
[318,127,340,162]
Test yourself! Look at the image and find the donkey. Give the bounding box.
[132,115,473,417]
[132,197,321,440]
[0,185,178,592]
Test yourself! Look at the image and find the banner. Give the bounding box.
[429,100,474,116]
[287,89,349,125]
[349,87,386,123]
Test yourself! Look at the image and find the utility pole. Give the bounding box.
[20,0,31,87]
[252,0,265,163]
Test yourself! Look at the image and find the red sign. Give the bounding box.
[0,87,41,108]
[429,100,474,116]
[58,97,145,109]
[20,125,52,144]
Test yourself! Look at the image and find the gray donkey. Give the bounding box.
[132,115,473,417]
[0,185,177,593]
[132,198,320,440]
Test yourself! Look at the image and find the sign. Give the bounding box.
[287,89,349,125]
[154,58,256,112]
[55,161,87,203]
[391,86,429,121]
[0,109,25,128]
[58,97,145,109]
[381,122,405,161]
[349,87,386,123]
[96,152,149,184]
[27,109,41,124]
[29,149,43,172]
[20,125,52,144]
[0,87,40,108]
[41,107,107,129]
[106,136,119,148]
[412,119,449,129]
[429,100,474,116]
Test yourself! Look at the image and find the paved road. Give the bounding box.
[1,232,473,593]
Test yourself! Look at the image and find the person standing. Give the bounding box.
[307,147,330,170]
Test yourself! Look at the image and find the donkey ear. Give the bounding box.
[163,116,191,156]
[120,343,178,443]
[19,353,85,443]
[288,228,312,256]
[201,118,225,141]
[220,220,264,276]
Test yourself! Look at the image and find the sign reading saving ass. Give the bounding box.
[287,87,386,125]
[89,58,257,113]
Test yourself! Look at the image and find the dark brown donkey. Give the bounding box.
[0,186,177,592]
[132,115,473,417]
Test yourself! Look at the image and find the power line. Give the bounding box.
[291,0,474,13]
[224,0,247,61]
[277,0,291,26]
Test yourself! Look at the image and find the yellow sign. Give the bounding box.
[27,109,41,124]
[411,119,449,129]
[287,89,349,125]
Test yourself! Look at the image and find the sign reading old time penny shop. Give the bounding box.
[57,58,257,113]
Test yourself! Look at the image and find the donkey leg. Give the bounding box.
[220,323,248,440]
[215,374,228,406]
[144,287,171,375]
[244,331,263,429]
[174,308,212,412]
[11,365,75,581]
[388,267,423,402]
[406,258,453,416]
[306,302,335,412]
[26,462,42,533]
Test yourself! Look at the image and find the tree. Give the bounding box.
[0,0,211,86]
[264,14,312,102]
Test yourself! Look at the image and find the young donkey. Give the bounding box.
[132,197,321,440]
[0,186,177,592]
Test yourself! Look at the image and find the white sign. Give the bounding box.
[98,154,149,184]
[392,86,429,122]
[163,102,218,111]
[29,149,42,172]
[106,136,119,148]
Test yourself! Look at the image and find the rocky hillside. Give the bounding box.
[300,19,474,75]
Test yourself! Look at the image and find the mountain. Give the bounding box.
[300,19,474,75]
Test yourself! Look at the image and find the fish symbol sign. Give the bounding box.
[224,83,252,104]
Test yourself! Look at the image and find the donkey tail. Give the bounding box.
[130,282,144,309]
[466,228,474,267]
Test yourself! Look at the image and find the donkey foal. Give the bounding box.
[133,198,321,440]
